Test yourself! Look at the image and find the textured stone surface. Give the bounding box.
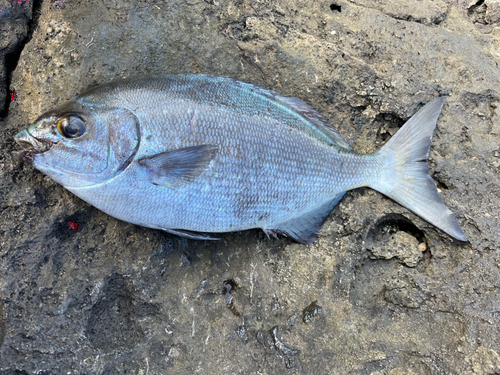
[1,0,500,373]
[0,0,33,115]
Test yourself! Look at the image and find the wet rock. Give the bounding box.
[222,278,240,316]
[366,213,426,267]
[470,346,500,374]
[86,274,160,352]
[256,329,276,352]
[1,0,500,373]
[368,231,424,267]
[235,325,247,339]
[269,326,299,357]
[257,326,299,369]
[351,0,448,25]
[0,0,33,114]
[302,301,322,323]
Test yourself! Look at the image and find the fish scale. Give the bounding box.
[98,105,341,230]
[15,74,466,243]
[85,110,357,230]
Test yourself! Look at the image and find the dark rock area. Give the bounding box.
[1,0,499,373]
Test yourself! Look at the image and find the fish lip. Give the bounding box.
[16,148,37,163]
[14,129,53,162]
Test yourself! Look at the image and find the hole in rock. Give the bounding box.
[367,213,426,244]
[330,3,341,12]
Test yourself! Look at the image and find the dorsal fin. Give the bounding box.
[275,95,351,150]
[259,90,351,150]
[87,74,352,150]
[223,77,352,151]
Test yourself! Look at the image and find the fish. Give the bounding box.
[14,74,466,244]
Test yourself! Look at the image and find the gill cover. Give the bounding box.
[28,104,140,188]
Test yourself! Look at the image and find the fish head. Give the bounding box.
[15,100,140,188]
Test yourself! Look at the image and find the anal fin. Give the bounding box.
[265,193,344,244]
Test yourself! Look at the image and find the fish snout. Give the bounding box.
[14,128,52,162]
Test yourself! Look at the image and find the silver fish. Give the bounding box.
[15,74,466,243]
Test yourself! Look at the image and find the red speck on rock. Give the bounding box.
[10,89,17,102]
[68,221,79,230]
[7,0,30,6]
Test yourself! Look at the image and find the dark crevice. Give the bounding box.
[222,278,240,316]
[467,0,496,28]
[374,112,405,144]
[302,301,322,323]
[432,172,449,190]
[468,0,485,15]
[367,213,426,244]
[330,3,341,13]
[1,0,44,118]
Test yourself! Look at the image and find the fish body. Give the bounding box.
[15,74,466,243]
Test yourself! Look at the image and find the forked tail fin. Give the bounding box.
[370,98,467,241]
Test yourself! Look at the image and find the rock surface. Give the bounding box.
[1,0,499,373]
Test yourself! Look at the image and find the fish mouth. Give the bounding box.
[14,129,53,163]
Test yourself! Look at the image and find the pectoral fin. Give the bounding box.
[138,145,218,188]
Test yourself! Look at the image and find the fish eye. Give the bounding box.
[57,115,86,139]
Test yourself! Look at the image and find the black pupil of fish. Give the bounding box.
[62,116,85,138]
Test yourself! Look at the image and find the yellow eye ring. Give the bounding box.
[57,115,86,138]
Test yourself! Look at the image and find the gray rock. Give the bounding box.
[0,0,33,114]
[1,0,500,373]
[366,216,425,267]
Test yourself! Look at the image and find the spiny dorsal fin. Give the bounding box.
[270,93,352,151]
[92,74,352,151]
[196,75,352,151]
